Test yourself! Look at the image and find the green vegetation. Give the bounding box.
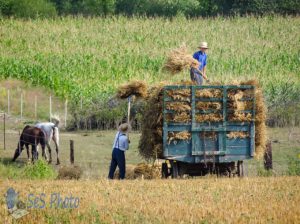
[0,16,299,126]
[1,0,299,18]
[0,159,57,179]
[22,159,57,179]
[287,155,300,176]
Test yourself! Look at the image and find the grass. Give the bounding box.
[0,177,299,223]
[0,119,299,178]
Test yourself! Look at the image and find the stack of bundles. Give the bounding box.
[133,163,161,179]
[114,163,161,179]
[163,45,199,74]
[114,164,136,179]
[116,80,148,99]
[137,79,267,160]
[57,165,82,180]
[195,89,224,122]
[240,80,267,159]
[227,89,253,122]
[165,82,193,123]
[139,83,165,160]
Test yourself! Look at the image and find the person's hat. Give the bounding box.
[198,41,209,49]
[118,123,130,133]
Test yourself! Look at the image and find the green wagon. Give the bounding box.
[162,85,256,178]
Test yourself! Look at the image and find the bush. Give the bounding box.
[10,0,57,19]
[51,0,115,16]
[2,0,299,18]
[22,159,57,179]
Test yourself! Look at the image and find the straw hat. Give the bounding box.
[198,41,209,49]
[118,123,130,133]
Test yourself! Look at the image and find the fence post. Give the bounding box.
[7,89,10,115]
[49,95,52,121]
[70,140,74,164]
[3,113,6,150]
[20,92,23,120]
[264,141,273,170]
[65,99,68,128]
[35,95,37,120]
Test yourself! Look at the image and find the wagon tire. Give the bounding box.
[161,162,169,179]
[171,161,179,179]
[237,161,244,177]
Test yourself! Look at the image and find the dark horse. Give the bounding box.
[12,125,46,163]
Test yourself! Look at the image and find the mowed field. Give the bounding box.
[0,121,299,178]
[1,177,299,223]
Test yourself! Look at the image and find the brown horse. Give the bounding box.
[12,125,46,163]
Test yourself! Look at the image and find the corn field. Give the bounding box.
[0,16,299,126]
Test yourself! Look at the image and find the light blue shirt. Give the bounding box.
[112,131,129,151]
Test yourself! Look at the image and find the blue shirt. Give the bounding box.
[112,131,129,151]
[193,51,207,71]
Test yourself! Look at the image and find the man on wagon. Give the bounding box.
[108,123,130,179]
[190,41,209,85]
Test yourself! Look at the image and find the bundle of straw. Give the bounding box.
[117,80,148,99]
[163,45,199,74]
[196,101,222,110]
[166,102,191,112]
[227,132,250,139]
[196,114,223,122]
[168,131,191,144]
[196,89,223,98]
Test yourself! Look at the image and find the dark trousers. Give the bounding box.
[108,148,126,179]
[190,68,203,85]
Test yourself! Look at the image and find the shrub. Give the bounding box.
[10,0,57,19]
[22,159,57,179]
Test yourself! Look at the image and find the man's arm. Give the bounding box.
[123,136,129,150]
[202,66,208,80]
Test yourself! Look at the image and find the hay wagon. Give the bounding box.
[162,85,256,178]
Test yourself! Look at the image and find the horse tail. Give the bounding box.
[51,115,60,127]
[52,126,59,147]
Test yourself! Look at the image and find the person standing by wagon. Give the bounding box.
[190,41,209,85]
[108,123,130,180]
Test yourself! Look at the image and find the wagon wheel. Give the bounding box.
[161,162,169,179]
[170,161,179,179]
[237,161,244,177]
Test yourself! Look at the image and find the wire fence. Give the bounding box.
[0,87,69,127]
[0,116,296,177]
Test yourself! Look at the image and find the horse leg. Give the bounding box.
[12,141,24,162]
[25,144,30,162]
[31,145,35,163]
[42,144,48,161]
[47,143,52,164]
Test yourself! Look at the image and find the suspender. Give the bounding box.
[116,132,125,149]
